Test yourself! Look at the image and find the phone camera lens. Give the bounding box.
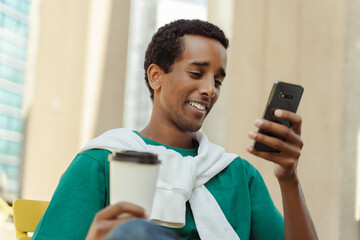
[279,92,294,101]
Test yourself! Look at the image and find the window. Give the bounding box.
[0,0,29,202]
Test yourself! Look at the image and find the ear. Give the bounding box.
[147,64,164,91]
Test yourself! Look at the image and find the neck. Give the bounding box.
[139,114,196,149]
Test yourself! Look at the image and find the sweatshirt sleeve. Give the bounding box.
[32,149,110,240]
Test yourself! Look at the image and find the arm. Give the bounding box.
[247,109,318,240]
[33,150,146,240]
[33,150,109,240]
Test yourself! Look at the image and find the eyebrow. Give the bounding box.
[190,61,226,78]
[191,61,209,67]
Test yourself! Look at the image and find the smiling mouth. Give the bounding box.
[188,101,207,111]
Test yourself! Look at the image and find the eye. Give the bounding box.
[214,78,223,87]
[188,71,203,78]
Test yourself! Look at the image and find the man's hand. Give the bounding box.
[247,109,318,239]
[86,202,148,240]
[247,109,303,181]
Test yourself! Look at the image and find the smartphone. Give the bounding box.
[253,81,304,152]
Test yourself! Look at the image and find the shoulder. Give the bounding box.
[69,149,111,170]
[214,156,270,194]
[78,149,111,161]
[207,156,263,193]
[225,156,261,180]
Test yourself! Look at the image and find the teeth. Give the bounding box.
[189,101,206,111]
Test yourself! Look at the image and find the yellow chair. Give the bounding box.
[12,199,49,240]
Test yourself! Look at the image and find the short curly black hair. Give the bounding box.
[144,19,229,100]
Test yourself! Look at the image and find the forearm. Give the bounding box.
[279,174,318,240]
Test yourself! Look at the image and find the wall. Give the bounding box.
[340,0,360,239]
[21,0,131,200]
[22,0,91,200]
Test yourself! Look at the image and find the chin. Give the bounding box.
[171,113,205,133]
[173,120,200,133]
[189,125,202,132]
[181,122,203,133]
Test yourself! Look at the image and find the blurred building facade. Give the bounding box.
[9,0,360,239]
[0,0,30,202]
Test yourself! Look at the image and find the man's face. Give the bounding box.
[155,35,227,133]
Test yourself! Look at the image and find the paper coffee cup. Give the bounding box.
[109,151,160,216]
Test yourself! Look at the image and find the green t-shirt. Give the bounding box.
[33,134,284,240]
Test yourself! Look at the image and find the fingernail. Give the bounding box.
[248,131,257,139]
[254,119,262,127]
[275,109,283,117]
[247,146,253,152]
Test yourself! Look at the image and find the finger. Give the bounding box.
[90,216,137,238]
[246,145,282,164]
[96,202,146,220]
[274,109,302,135]
[246,146,297,170]
[103,215,138,231]
[254,119,303,146]
[249,130,302,155]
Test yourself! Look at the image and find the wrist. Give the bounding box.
[277,171,299,185]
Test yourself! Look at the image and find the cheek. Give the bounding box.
[208,91,220,108]
[167,75,187,93]
[162,79,183,103]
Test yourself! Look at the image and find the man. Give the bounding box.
[33,19,318,240]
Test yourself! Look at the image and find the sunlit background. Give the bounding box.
[1,0,360,239]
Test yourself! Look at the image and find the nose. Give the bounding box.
[198,77,216,98]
